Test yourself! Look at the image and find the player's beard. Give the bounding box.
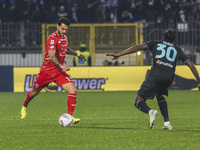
[58,30,64,37]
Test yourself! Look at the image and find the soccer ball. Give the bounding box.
[59,114,73,127]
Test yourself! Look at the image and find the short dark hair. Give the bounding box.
[163,29,175,43]
[57,17,71,26]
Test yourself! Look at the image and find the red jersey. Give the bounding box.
[42,32,68,72]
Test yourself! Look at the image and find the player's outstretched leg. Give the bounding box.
[62,83,80,124]
[20,91,32,119]
[134,95,158,129]
[20,89,40,119]
[134,95,151,114]
[67,94,80,124]
[156,95,172,130]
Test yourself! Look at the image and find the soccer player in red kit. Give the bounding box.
[20,17,86,124]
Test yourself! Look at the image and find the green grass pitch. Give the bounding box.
[0,91,200,150]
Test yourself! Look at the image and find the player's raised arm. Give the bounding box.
[67,47,87,61]
[185,60,200,91]
[106,44,147,60]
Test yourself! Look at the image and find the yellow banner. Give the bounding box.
[14,66,200,92]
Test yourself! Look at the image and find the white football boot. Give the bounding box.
[148,110,158,129]
[163,122,172,130]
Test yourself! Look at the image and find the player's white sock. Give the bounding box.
[164,121,170,126]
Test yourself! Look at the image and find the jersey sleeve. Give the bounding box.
[145,41,156,51]
[46,36,57,52]
[179,48,190,63]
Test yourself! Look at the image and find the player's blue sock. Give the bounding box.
[157,96,169,122]
[135,100,151,114]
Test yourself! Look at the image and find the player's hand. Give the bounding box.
[106,53,120,60]
[198,83,200,91]
[60,65,70,71]
[78,54,87,61]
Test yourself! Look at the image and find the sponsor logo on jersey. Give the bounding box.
[60,38,65,41]
[50,40,54,45]
[156,60,173,68]
[50,46,54,49]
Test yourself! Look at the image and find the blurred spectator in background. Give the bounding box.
[95,2,106,23]
[2,0,200,30]
[187,4,200,27]
[131,0,145,22]
[69,3,80,23]
[121,9,133,23]
[100,0,118,23]
[0,0,6,22]
[143,0,162,22]
[117,0,131,23]
[47,5,58,23]
[1,0,14,22]
[178,2,187,23]
[2,0,200,56]
[73,0,99,23]
[163,2,177,29]
[176,2,188,45]
[30,0,46,45]
[168,0,179,9]
[187,4,200,51]
[102,0,111,22]
[76,0,88,23]
[2,0,200,25]
[16,0,30,48]
[196,0,200,9]
[1,3,18,47]
[73,44,91,66]
[86,0,100,23]
[185,0,193,15]
[30,4,47,46]
[27,0,37,19]
[57,5,68,18]
[101,0,118,22]
[17,0,42,23]
[110,0,118,23]
[31,5,47,23]
[5,4,17,23]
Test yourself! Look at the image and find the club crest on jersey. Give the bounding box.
[50,40,54,45]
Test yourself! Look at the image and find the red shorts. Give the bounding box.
[33,69,73,90]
